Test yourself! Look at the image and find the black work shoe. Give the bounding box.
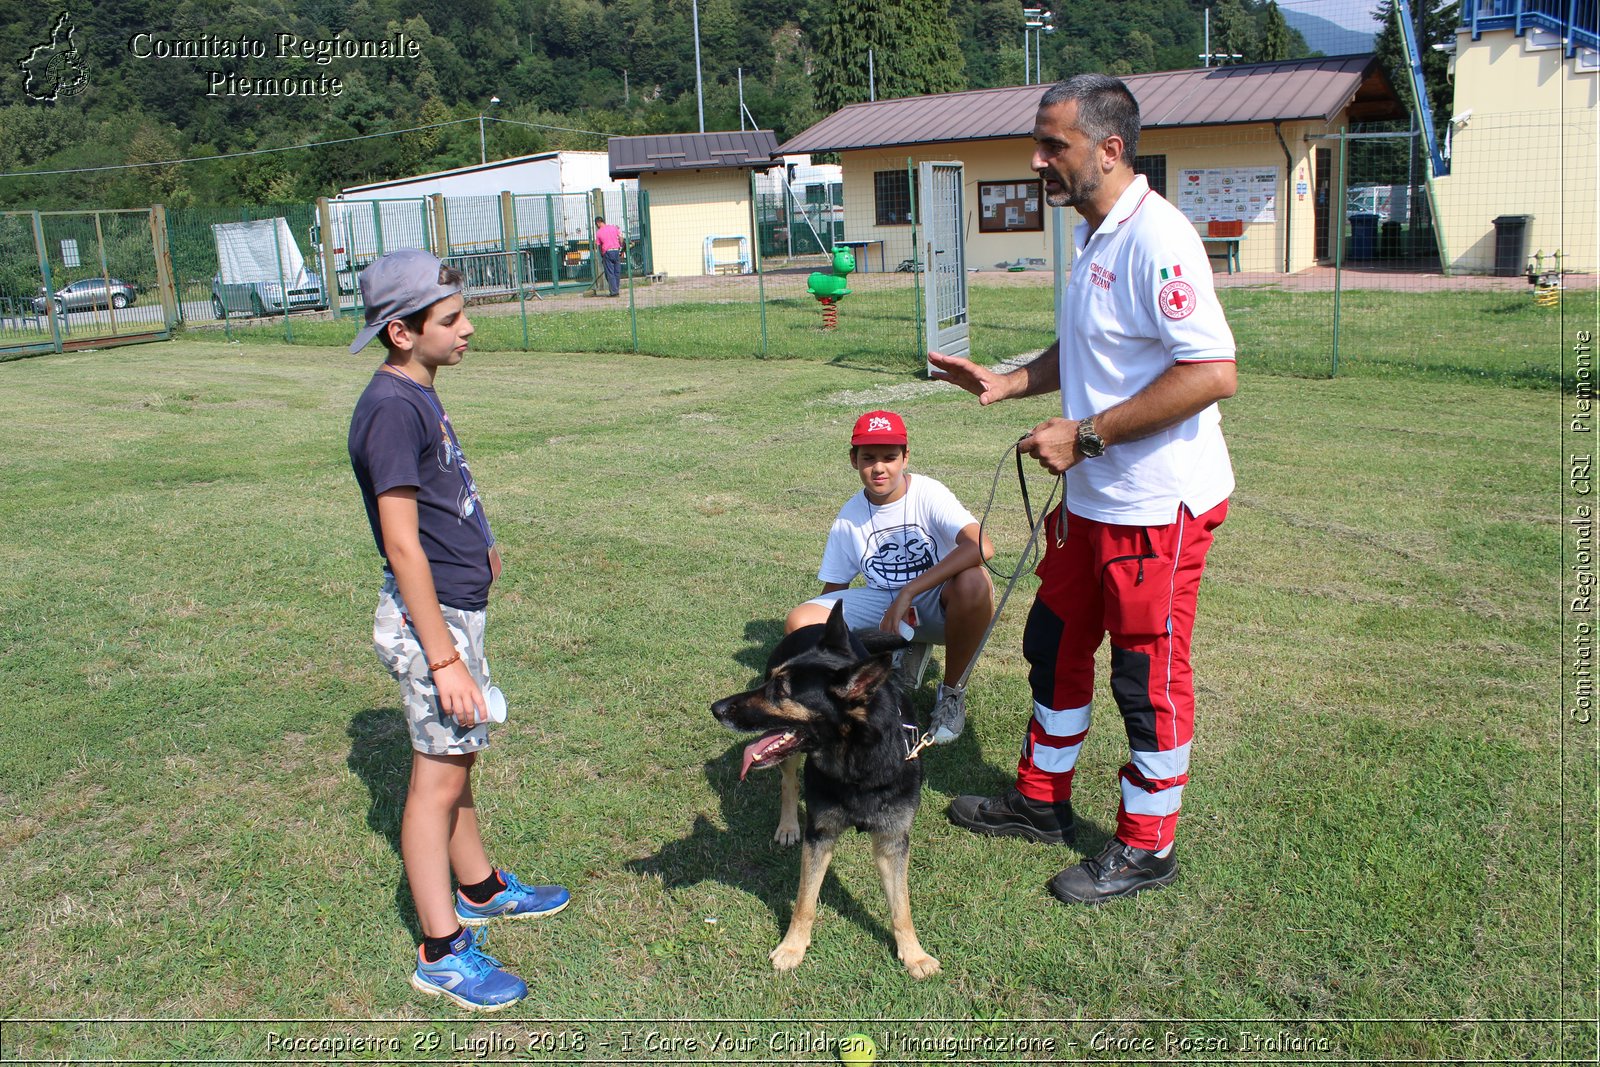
[947,788,1075,844]
[1047,837,1177,904]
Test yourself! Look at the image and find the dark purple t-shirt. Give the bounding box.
[348,370,494,611]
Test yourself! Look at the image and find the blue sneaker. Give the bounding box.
[454,868,570,926]
[410,926,526,1012]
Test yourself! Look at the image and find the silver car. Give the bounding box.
[210,273,328,317]
[33,277,138,314]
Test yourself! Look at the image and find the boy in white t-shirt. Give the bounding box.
[785,410,995,744]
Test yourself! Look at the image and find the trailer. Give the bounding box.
[310,152,637,295]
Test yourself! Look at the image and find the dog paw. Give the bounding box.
[902,952,941,979]
[773,821,801,847]
[769,941,808,971]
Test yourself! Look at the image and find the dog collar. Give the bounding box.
[902,722,933,762]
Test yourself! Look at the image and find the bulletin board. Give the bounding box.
[1176,167,1279,224]
[978,179,1043,233]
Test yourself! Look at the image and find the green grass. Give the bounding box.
[0,338,1589,1061]
[192,282,1588,389]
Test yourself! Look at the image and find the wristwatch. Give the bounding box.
[1076,416,1107,459]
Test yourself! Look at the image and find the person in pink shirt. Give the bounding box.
[594,216,624,297]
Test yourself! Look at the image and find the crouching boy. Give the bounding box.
[786,409,995,744]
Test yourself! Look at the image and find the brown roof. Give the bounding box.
[608,130,781,178]
[778,55,1403,154]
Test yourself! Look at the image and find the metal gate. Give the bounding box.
[919,161,969,366]
[0,208,173,358]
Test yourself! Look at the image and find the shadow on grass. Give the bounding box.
[346,706,422,941]
[626,747,907,961]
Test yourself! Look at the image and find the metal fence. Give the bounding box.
[0,208,171,356]
[164,202,323,339]
[2,111,1589,382]
[156,187,648,342]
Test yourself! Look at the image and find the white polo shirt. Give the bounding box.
[1057,175,1236,525]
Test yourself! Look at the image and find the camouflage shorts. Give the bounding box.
[373,576,492,756]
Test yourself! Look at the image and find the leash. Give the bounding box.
[905,434,1063,761]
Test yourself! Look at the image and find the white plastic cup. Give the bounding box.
[484,685,508,724]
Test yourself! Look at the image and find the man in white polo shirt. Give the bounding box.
[929,73,1237,905]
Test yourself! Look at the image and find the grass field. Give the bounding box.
[193,281,1584,388]
[0,333,1590,1062]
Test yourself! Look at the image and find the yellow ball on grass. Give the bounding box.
[839,1032,877,1065]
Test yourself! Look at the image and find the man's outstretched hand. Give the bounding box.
[928,350,1013,406]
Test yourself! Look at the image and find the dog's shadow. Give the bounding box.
[625,618,909,958]
[346,707,423,941]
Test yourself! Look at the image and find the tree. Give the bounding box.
[1208,0,1257,64]
[952,0,1023,88]
[1374,0,1458,137]
[811,0,966,114]
[1260,1,1292,61]
[119,125,189,207]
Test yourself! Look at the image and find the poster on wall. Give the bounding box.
[1177,167,1279,225]
[978,179,1043,232]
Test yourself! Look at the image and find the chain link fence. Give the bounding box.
[4,113,1590,384]
[1,209,170,357]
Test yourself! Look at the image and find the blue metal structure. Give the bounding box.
[1467,0,1599,55]
[1398,0,1450,176]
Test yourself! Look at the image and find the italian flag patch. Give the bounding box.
[1159,264,1183,280]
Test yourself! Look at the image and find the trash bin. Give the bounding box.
[1380,220,1403,259]
[1348,212,1379,261]
[1492,214,1533,277]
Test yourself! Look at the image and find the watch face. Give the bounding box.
[1078,423,1105,457]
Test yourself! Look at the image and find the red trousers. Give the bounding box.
[1015,500,1226,851]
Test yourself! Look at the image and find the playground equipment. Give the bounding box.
[1527,249,1563,307]
[806,246,855,331]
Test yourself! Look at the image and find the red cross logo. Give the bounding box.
[1159,279,1197,320]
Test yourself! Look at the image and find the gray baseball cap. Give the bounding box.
[349,249,462,354]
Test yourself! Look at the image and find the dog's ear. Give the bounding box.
[839,654,895,703]
[822,599,854,655]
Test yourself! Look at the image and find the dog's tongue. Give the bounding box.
[740,730,797,780]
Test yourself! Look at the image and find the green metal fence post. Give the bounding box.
[272,215,293,343]
[1332,125,1346,378]
[545,195,559,295]
[909,157,924,365]
[624,192,638,353]
[752,171,768,358]
[93,213,121,336]
[31,212,62,353]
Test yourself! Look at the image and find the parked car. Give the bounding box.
[33,277,138,314]
[210,272,328,317]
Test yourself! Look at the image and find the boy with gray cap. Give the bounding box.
[347,249,569,1012]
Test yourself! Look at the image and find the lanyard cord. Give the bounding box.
[908,435,1064,755]
[379,366,495,548]
[952,435,1063,692]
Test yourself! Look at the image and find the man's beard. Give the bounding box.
[1041,164,1100,209]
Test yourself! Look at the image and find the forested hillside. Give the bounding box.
[0,0,1319,209]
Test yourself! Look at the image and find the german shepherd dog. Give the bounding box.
[711,600,940,979]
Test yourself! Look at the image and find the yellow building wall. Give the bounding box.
[1138,122,1326,274]
[838,119,1340,277]
[641,170,757,278]
[839,142,1049,273]
[1432,28,1598,273]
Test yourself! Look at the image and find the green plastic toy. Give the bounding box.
[807,246,856,329]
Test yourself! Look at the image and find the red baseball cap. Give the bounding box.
[851,410,908,446]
